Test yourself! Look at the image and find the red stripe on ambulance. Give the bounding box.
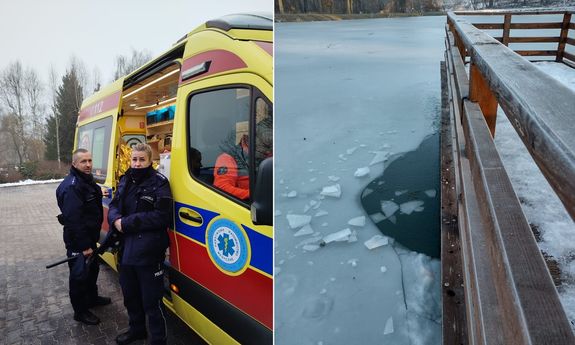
[78,91,122,122]
[179,50,247,85]
[176,233,272,329]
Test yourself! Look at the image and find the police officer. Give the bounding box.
[108,143,173,345]
[56,148,111,325]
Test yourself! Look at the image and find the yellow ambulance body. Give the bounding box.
[74,13,273,344]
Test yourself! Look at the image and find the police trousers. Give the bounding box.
[119,263,166,345]
[67,254,99,313]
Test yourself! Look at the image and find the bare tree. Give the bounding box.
[0,61,46,166]
[0,62,28,166]
[92,66,102,93]
[23,68,45,161]
[69,55,90,108]
[113,48,153,80]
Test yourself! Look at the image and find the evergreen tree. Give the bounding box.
[53,68,83,163]
[43,113,58,160]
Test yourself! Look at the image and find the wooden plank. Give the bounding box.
[445,27,469,108]
[509,22,563,29]
[474,23,503,30]
[564,51,575,63]
[441,59,468,345]
[514,50,558,56]
[455,10,569,15]
[567,37,575,46]
[556,13,572,62]
[469,63,498,136]
[570,22,575,30]
[507,36,561,43]
[502,14,511,46]
[461,97,575,344]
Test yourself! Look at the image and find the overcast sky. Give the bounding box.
[0,0,272,96]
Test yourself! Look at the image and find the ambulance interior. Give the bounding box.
[117,63,180,179]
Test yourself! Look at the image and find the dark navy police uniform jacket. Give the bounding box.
[56,167,103,252]
[107,167,172,265]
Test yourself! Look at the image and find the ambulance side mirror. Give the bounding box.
[251,157,273,226]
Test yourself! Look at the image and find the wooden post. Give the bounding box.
[469,63,498,137]
[556,12,572,62]
[502,14,511,46]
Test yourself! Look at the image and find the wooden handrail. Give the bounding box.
[448,11,575,220]
[443,11,575,344]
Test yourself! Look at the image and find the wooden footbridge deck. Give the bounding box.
[441,9,575,344]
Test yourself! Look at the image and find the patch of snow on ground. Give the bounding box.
[0,179,63,188]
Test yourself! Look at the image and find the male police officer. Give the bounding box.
[56,148,111,325]
[108,143,172,345]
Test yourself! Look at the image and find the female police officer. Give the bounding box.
[108,143,173,345]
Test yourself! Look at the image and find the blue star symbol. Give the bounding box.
[217,233,235,257]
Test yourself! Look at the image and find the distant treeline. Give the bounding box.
[275,0,575,15]
[276,0,441,14]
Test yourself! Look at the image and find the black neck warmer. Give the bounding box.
[128,165,155,185]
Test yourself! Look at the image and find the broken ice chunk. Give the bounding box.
[388,215,397,224]
[424,189,437,198]
[315,210,329,217]
[348,230,358,243]
[360,144,367,148]
[274,210,282,217]
[328,175,340,182]
[369,212,386,223]
[347,258,359,267]
[293,224,313,237]
[384,317,394,335]
[369,151,390,166]
[364,235,389,250]
[395,189,408,196]
[354,167,370,178]
[309,177,317,182]
[400,200,425,215]
[303,204,311,213]
[321,222,328,227]
[347,216,366,227]
[381,200,399,218]
[320,184,341,198]
[346,147,358,155]
[311,200,321,209]
[294,224,314,237]
[287,190,297,198]
[380,266,387,273]
[338,154,347,161]
[362,188,374,197]
[296,236,323,248]
[303,244,320,252]
[286,214,312,229]
[323,228,352,244]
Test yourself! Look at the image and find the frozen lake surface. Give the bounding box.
[275,16,446,344]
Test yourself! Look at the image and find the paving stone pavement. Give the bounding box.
[0,183,206,345]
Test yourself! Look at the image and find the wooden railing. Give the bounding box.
[451,10,575,67]
[442,10,575,345]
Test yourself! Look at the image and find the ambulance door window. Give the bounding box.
[76,116,113,183]
[188,87,251,204]
[253,97,273,182]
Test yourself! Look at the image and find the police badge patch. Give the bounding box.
[217,166,228,175]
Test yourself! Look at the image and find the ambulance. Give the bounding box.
[74,13,273,344]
